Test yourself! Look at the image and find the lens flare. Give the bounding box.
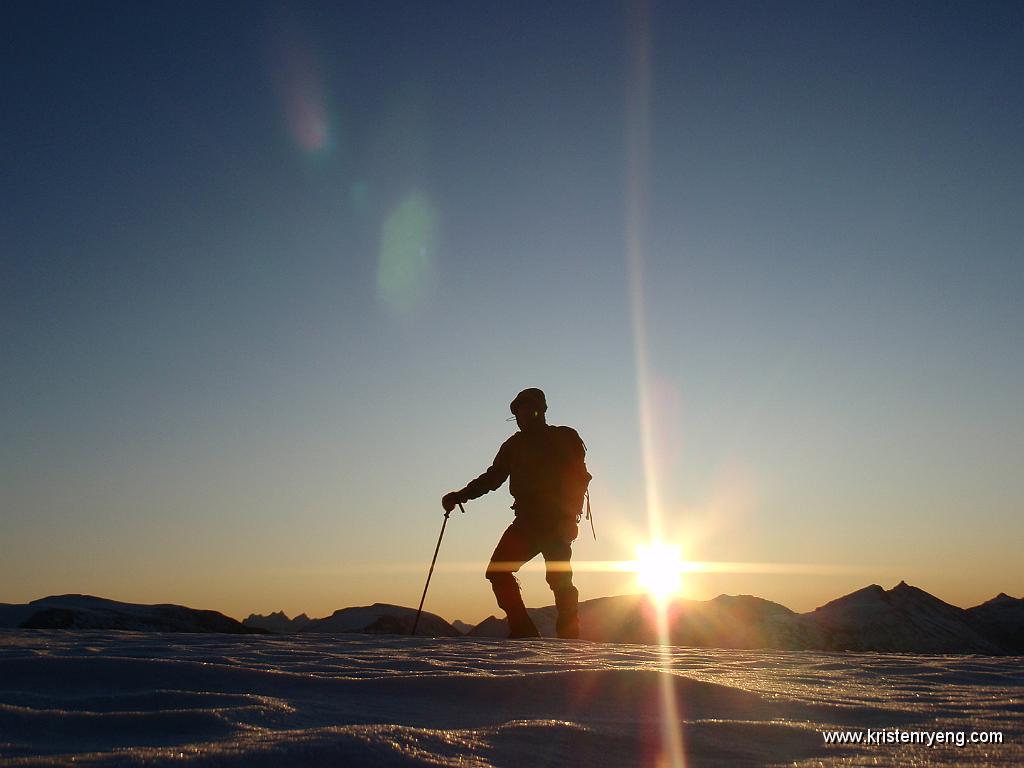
[634,542,685,602]
[626,0,686,764]
[269,15,331,154]
[377,191,439,313]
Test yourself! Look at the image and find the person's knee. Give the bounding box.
[545,570,575,593]
[487,569,517,590]
[487,571,524,613]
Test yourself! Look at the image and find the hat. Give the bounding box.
[510,388,547,414]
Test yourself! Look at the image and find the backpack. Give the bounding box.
[559,427,595,540]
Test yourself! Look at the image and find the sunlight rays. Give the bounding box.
[625,0,686,764]
[316,559,861,576]
[634,542,685,602]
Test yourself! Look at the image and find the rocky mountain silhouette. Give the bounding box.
[300,603,459,637]
[0,595,255,634]
[468,582,1023,654]
[803,581,1003,653]
[6,584,1020,653]
[450,620,475,635]
[243,611,311,633]
[966,593,1024,654]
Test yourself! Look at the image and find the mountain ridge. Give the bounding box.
[5,585,1021,653]
[0,594,256,634]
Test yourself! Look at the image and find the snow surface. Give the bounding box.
[0,629,1020,766]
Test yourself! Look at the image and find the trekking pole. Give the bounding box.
[412,502,464,636]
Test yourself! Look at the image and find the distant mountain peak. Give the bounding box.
[707,593,795,615]
[886,581,962,611]
[813,583,885,612]
[31,594,108,606]
[3,595,252,634]
[303,603,459,637]
[242,611,311,633]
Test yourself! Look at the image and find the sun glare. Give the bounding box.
[634,542,685,601]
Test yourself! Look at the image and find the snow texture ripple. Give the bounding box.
[0,629,1020,766]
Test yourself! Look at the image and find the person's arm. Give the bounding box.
[463,439,512,499]
[441,441,511,511]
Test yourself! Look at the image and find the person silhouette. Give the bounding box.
[442,388,591,638]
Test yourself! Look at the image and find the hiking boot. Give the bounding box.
[556,612,579,639]
[554,585,580,639]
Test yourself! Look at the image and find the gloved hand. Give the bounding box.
[441,491,466,513]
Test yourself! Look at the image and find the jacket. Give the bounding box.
[462,424,591,521]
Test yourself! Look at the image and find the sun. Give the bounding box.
[634,542,685,602]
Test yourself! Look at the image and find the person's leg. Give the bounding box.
[542,519,580,639]
[486,521,543,638]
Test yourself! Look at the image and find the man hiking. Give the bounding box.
[442,388,591,639]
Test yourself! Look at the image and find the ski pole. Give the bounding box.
[412,502,464,635]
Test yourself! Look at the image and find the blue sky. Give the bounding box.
[2,1,1021,621]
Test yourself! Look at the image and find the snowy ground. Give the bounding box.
[0,630,1019,766]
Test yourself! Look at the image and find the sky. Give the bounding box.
[2,1,1021,624]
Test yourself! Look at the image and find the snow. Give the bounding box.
[1,630,1020,766]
